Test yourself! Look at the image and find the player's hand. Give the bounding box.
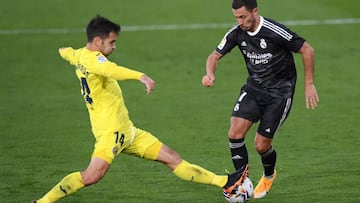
[202,74,215,87]
[305,83,319,109]
[140,74,155,95]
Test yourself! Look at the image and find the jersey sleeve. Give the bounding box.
[288,32,305,53]
[90,54,144,80]
[265,19,305,53]
[279,28,305,53]
[215,25,239,55]
[59,47,77,65]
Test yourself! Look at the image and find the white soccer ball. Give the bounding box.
[223,177,254,203]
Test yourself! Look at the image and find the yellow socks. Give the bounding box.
[173,160,227,188]
[36,162,228,202]
[37,172,84,203]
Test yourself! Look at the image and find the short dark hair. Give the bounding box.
[86,15,121,42]
[232,0,257,10]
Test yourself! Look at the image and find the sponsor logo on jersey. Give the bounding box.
[245,51,273,65]
[97,56,108,64]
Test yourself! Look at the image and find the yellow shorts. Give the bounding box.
[92,126,163,164]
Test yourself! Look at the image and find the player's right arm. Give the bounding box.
[202,51,223,87]
[58,47,77,66]
[203,25,237,87]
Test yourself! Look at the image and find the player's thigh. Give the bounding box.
[92,129,132,164]
[229,117,253,138]
[122,127,163,161]
[258,96,293,138]
[232,87,261,122]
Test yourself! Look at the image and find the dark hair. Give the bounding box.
[232,0,257,10]
[86,15,121,42]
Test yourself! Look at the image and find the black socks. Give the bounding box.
[260,145,277,176]
[229,138,248,170]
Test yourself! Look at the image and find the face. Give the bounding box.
[232,6,259,32]
[99,31,118,56]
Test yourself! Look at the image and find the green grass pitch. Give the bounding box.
[0,0,359,202]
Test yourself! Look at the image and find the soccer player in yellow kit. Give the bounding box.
[31,15,247,203]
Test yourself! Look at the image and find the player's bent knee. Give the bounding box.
[255,133,273,153]
[144,141,163,160]
[255,142,272,154]
[81,169,107,186]
[156,144,182,169]
[228,126,247,139]
[167,148,182,162]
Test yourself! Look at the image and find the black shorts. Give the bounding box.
[231,85,294,138]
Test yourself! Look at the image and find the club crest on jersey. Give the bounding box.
[112,146,119,155]
[260,38,267,49]
[97,56,108,64]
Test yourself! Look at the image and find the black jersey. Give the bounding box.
[216,16,305,98]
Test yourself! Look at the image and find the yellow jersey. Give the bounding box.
[59,47,144,136]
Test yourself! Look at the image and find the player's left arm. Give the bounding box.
[100,62,144,80]
[98,61,155,95]
[298,41,319,110]
[139,74,155,95]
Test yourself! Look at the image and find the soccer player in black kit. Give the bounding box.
[202,0,319,199]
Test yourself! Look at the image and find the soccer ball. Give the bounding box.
[223,177,254,203]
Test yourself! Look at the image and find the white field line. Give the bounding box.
[0,18,359,35]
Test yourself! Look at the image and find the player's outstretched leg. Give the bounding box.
[31,172,84,203]
[32,158,110,203]
[156,143,249,189]
[222,164,249,194]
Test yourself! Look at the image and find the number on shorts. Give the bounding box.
[238,91,247,102]
[114,131,125,146]
[234,91,247,112]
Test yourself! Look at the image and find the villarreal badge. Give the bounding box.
[112,146,119,155]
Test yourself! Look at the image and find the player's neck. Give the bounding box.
[252,15,261,32]
[86,43,98,52]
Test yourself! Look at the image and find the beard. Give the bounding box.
[243,16,257,32]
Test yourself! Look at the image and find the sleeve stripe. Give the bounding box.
[223,24,239,38]
[263,20,293,41]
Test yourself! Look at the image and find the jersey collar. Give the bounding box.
[247,16,264,36]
